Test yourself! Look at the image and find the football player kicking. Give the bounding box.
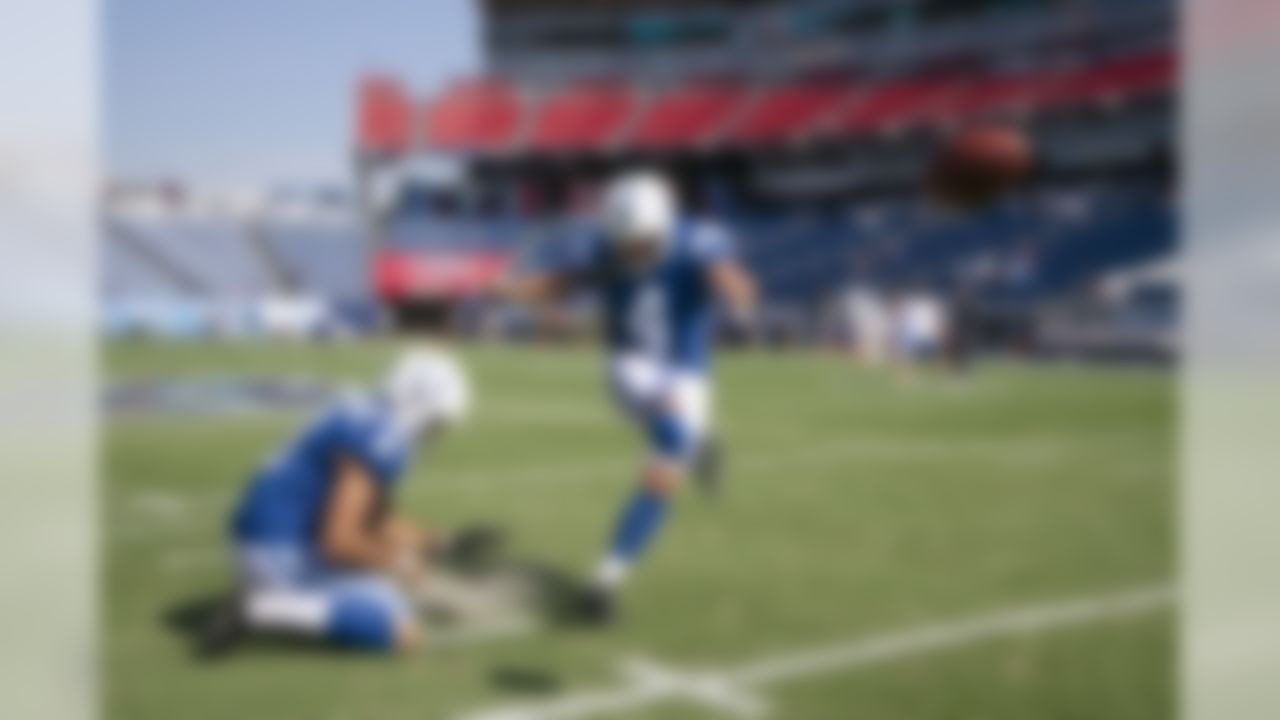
[199,348,492,656]
[496,171,757,624]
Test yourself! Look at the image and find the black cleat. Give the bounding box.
[570,586,618,627]
[692,437,724,499]
[195,593,247,660]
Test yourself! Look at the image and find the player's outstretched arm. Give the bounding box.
[320,456,406,571]
[708,260,758,330]
[492,271,577,305]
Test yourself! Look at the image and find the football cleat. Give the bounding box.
[570,585,618,627]
[195,593,247,660]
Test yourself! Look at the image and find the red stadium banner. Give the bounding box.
[371,250,510,300]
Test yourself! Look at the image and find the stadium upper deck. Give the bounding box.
[394,50,1173,157]
[357,0,1174,161]
[479,0,1173,84]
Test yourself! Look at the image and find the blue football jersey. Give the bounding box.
[231,394,412,545]
[566,219,734,370]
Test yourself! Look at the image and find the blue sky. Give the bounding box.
[106,0,481,189]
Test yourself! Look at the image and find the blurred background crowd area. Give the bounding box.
[101,0,1176,364]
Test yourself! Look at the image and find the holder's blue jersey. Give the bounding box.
[231,394,411,545]
[565,219,734,370]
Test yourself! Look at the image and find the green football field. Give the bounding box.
[105,341,1174,720]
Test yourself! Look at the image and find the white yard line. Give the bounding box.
[455,585,1172,720]
[730,585,1170,686]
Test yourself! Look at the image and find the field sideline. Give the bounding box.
[105,341,1173,720]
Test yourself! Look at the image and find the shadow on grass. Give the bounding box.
[489,664,563,695]
[502,558,591,627]
[161,591,375,661]
[158,555,595,663]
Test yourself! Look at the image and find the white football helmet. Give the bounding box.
[599,171,677,252]
[382,348,471,438]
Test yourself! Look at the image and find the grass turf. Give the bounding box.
[104,341,1173,720]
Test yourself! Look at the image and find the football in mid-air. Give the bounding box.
[928,124,1033,209]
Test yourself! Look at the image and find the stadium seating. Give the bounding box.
[382,215,520,252]
[917,51,1176,129]
[629,81,747,150]
[728,82,849,144]
[423,79,523,152]
[730,182,1174,304]
[112,48,1176,314]
[102,234,184,299]
[100,182,1173,332]
[263,220,372,300]
[418,51,1174,155]
[356,76,413,156]
[526,81,635,152]
[1038,51,1175,109]
[108,219,274,298]
[829,80,957,134]
[937,72,1050,120]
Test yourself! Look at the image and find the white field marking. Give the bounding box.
[620,657,769,719]
[455,585,1172,720]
